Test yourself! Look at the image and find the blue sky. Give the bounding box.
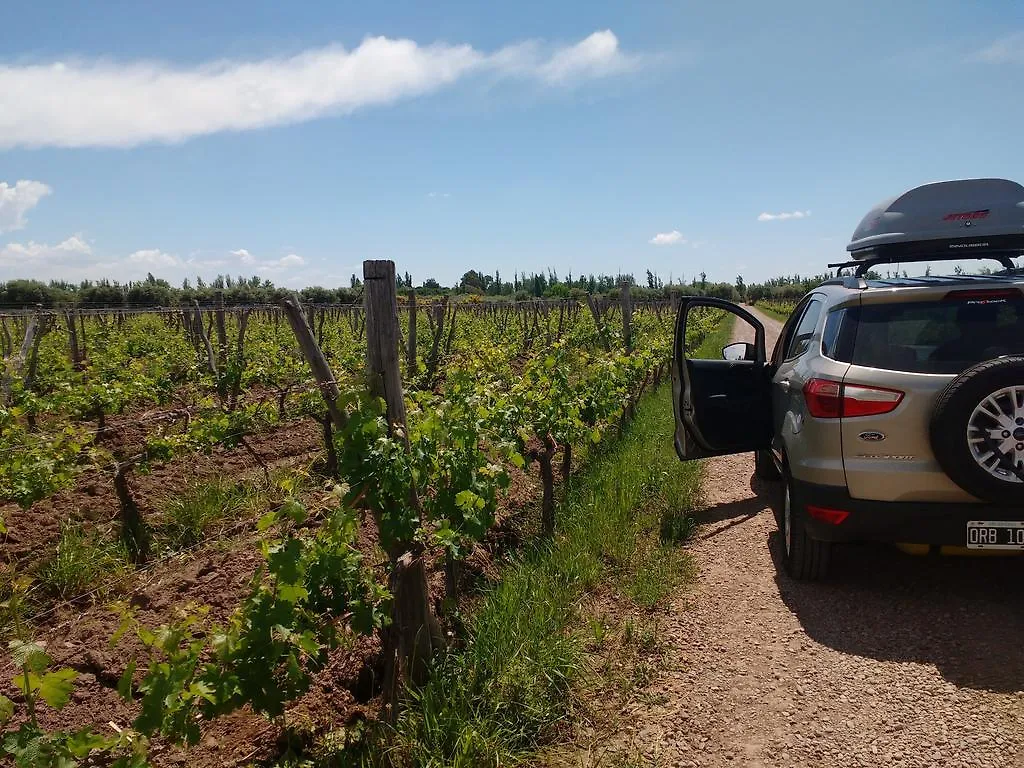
[1,0,1023,288]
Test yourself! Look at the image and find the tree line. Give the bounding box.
[0,268,746,309]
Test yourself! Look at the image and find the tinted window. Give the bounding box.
[821,309,845,359]
[849,297,1024,373]
[785,298,823,360]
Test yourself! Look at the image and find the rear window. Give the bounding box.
[831,296,1024,374]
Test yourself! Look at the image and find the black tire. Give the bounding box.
[782,474,831,581]
[930,356,1024,505]
[755,448,781,481]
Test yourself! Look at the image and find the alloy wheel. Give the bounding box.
[967,385,1024,484]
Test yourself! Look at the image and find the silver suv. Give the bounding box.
[672,178,1024,580]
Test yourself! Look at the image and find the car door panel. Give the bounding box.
[673,298,773,460]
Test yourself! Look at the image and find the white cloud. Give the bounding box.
[230,248,256,265]
[128,248,182,267]
[427,192,451,198]
[0,237,313,283]
[536,30,642,84]
[971,33,1024,64]
[0,235,91,266]
[757,210,811,222]
[0,180,52,233]
[0,30,644,149]
[224,248,305,271]
[649,230,685,246]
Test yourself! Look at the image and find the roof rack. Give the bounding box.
[828,250,1019,277]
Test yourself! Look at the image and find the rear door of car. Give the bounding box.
[771,293,848,488]
[834,285,1024,502]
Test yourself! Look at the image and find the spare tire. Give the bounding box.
[930,356,1024,504]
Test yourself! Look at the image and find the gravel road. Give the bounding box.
[610,305,1024,767]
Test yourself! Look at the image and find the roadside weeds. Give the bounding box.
[372,384,704,768]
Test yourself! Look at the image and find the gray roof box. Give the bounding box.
[847,178,1024,261]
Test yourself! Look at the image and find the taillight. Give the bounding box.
[842,383,904,417]
[803,378,842,418]
[803,378,904,419]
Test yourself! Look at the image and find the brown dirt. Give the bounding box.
[567,306,1024,768]
[1,417,322,569]
[1,419,544,767]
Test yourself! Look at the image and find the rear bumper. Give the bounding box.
[791,479,1024,545]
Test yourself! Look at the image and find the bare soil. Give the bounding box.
[572,306,1024,768]
[1,418,323,569]
[1,417,543,767]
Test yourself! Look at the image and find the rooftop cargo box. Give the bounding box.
[846,178,1024,263]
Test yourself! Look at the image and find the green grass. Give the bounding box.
[35,521,131,600]
[695,311,737,360]
[155,477,267,551]
[384,382,705,767]
[753,303,793,323]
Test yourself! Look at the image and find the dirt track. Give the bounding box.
[609,306,1024,767]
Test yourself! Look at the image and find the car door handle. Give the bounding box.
[778,379,791,392]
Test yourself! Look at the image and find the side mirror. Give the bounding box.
[722,342,756,361]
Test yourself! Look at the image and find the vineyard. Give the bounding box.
[0,260,723,767]
[751,299,796,320]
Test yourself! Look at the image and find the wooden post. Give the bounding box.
[364,260,443,719]
[78,311,88,362]
[406,289,417,373]
[64,310,82,370]
[16,313,39,370]
[215,291,228,366]
[364,260,408,431]
[620,281,633,353]
[191,301,218,377]
[586,294,611,352]
[279,296,346,428]
[0,318,10,359]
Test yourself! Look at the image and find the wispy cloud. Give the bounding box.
[215,247,306,273]
[757,210,811,222]
[649,230,685,245]
[970,33,1024,64]
[427,192,451,198]
[0,30,645,149]
[230,248,257,265]
[0,180,52,233]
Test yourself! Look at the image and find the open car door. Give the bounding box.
[672,298,773,460]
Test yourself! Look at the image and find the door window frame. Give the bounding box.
[772,293,825,366]
[784,295,825,361]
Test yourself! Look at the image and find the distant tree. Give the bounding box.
[126,275,173,306]
[419,278,444,296]
[459,270,485,292]
[735,275,746,300]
